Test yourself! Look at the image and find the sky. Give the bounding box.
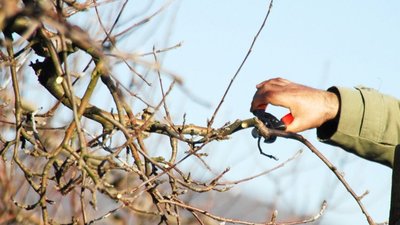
[62,0,400,224]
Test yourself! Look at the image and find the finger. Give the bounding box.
[250,88,269,112]
[273,77,291,85]
[251,94,285,113]
[256,77,290,89]
[250,102,267,112]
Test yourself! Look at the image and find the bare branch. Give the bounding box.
[0,1,377,224]
[208,0,274,127]
[255,120,377,225]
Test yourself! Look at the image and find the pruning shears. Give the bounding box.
[251,110,294,160]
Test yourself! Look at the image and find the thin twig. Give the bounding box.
[208,0,274,128]
[113,1,174,39]
[160,198,327,225]
[255,120,376,225]
[218,149,303,186]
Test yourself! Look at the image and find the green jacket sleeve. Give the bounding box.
[317,86,400,168]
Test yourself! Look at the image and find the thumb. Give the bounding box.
[284,118,303,133]
[280,113,301,133]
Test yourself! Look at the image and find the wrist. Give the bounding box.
[324,91,340,122]
[317,87,340,139]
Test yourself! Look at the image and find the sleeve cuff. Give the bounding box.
[317,86,363,140]
[317,86,396,167]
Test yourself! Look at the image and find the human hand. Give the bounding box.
[250,78,339,133]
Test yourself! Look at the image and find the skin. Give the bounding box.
[250,78,340,133]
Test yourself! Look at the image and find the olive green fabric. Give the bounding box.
[317,86,400,168]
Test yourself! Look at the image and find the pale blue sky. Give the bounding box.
[66,1,400,224]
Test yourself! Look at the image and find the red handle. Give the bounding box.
[281,113,294,126]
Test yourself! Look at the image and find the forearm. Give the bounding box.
[317,86,400,168]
